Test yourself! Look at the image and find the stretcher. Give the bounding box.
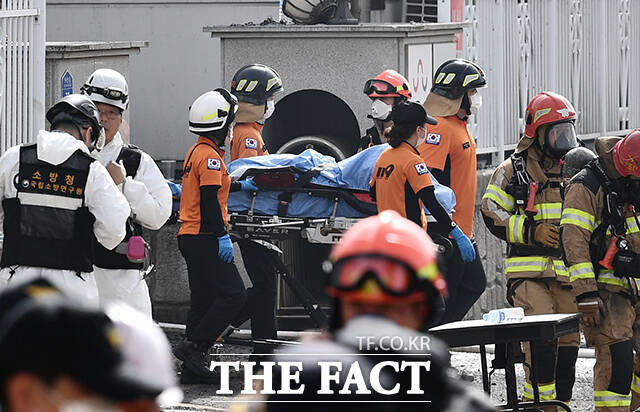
[224,148,457,337]
[227,145,456,245]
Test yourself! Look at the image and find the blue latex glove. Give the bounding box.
[217,234,234,263]
[450,225,476,263]
[239,178,259,191]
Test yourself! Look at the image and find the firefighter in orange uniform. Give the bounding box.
[370,101,476,272]
[359,69,412,150]
[482,91,581,408]
[227,64,283,354]
[419,58,487,323]
[174,88,256,382]
[562,129,640,411]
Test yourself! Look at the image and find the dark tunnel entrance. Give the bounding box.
[262,89,361,160]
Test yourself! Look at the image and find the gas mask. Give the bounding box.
[370,99,393,121]
[622,177,640,209]
[544,121,578,159]
[469,92,482,116]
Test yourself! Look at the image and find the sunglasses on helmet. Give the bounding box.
[329,255,423,297]
[363,79,409,96]
[81,84,128,103]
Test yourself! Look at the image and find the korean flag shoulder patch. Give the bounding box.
[245,138,258,150]
[426,133,441,145]
[207,158,221,171]
[415,162,429,175]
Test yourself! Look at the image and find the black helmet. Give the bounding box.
[46,94,103,143]
[561,147,596,181]
[431,59,487,100]
[231,64,283,106]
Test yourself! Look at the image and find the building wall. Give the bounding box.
[46,0,279,160]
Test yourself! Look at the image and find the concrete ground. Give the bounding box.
[163,331,597,411]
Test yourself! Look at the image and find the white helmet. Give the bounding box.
[189,88,238,134]
[81,68,129,111]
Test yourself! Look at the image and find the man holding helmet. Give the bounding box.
[81,68,172,317]
[562,129,640,411]
[359,69,412,150]
[419,58,488,323]
[0,94,130,304]
[482,91,580,407]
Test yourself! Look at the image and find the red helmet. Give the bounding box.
[363,70,412,100]
[327,210,446,312]
[613,129,640,178]
[524,91,577,139]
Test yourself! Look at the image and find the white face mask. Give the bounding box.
[469,92,482,115]
[264,100,275,120]
[370,99,393,121]
[224,121,235,147]
[416,127,427,146]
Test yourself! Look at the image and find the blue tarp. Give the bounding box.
[227,145,456,218]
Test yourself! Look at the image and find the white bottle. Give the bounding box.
[482,307,525,323]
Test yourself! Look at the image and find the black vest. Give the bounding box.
[1,144,95,272]
[93,144,145,270]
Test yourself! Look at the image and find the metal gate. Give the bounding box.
[462,0,640,163]
[0,0,45,154]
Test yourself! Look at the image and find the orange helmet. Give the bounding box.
[524,91,577,139]
[613,129,640,178]
[327,211,447,319]
[363,70,412,100]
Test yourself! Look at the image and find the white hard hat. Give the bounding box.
[189,88,238,134]
[81,68,129,111]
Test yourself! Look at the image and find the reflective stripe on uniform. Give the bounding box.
[569,262,595,282]
[597,270,632,289]
[505,256,548,274]
[533,202,563,222]
[561,208,597,232]
[553,259,569,280]
[523,381,556,401]
[632,375,640,394]
[594,390,631,407]
[606,216,640,236]
[483,184,515,212]
[508,215,526,243]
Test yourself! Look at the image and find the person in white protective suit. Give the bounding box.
[0,94,130,305]
[81,68,172,317]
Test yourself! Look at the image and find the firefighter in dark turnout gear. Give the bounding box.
[562,129,640,411]
[482,91,580,408]
[0,94,130,305]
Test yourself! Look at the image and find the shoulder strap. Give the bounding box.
[510,151,530,185]
[116,144,142,178]
[590,158,625,234]
[183,141,217,175]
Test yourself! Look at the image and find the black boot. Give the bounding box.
[556,346,579,402]
[179,363,220,385]
[173,340,215,378]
